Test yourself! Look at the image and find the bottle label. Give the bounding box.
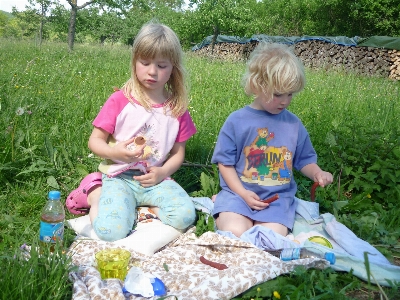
[39,221,64,243]
[280,248,301,261]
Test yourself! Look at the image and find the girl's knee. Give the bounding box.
[177,210,196,229]
[93,218,131,241]
[164,203,196,230]
[216,212,252,237]
[94,226,130,242]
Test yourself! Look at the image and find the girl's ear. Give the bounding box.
[251,85,261,97]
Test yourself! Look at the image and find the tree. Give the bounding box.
[96,10,124,44]
[27,0,52,46]
[47,4,69,41]
[6,8,41,38]
[66,0,137,50]
[114,0,188,46]
[188,0,256,52]
[66,0,96,50]
[0,12,9,36]
[349,0,400,36]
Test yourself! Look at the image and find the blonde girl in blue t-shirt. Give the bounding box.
[211,42,333,238]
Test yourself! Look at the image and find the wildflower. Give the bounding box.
[88,153,94,158]
[16,107,24,115]
[273,291,281,299]
[27,111,32,115]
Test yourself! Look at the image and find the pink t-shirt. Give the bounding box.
[93,90,196,176]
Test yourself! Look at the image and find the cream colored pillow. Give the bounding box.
[66,208,183,256]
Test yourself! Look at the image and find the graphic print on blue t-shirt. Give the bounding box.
[241,127,292,186]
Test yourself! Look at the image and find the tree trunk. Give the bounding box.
[39,19,43,47]
[211,25,219,55]
[68,5,78,51]
[39,5,44,47]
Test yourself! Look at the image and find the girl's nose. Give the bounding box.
[148,64,157,74]
[280,94,291,104]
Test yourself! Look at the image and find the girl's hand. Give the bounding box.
[300,164,333,188]
[112,138,146,163]
[313,171,333,187]
[88,128,146,163]
[242,189,270,210]
[133,166,167,187]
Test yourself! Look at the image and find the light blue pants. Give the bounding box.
[93,171,196,241]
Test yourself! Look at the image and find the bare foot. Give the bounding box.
[88,186,102,223]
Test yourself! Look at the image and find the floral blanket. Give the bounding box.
[68,227,329,300]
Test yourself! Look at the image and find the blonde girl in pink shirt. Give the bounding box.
[66,21,196,241]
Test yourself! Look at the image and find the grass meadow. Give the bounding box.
[0,39,399,299]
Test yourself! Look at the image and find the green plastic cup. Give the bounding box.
[95,248,131,280]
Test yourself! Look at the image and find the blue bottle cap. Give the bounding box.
[324,252,336,265]
[151,277,166,296]
[48,191,61,200]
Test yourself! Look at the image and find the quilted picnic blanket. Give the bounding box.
[68,228,330,300]
[67,197,400,299]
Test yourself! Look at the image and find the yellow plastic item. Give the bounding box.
[95,248,131,280]
[307,236,333,249]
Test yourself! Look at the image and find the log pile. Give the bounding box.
[193,40,400,80]
[389,49,400,80]
[193,41,257,61]
[293,41,392,78]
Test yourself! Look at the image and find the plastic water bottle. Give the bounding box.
[266,248,336,265]
[39,191,65,252]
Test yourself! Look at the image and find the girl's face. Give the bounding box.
[251,92,293,114]
[135,56,173,94]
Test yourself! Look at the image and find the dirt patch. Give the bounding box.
[394,257,400,266]
[346,289,382,300]
[346,256,400,299]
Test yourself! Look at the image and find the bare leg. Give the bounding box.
[87,186,102,223]
[256,221,288,237]
[215,212,253,237]
[149,206,160,218]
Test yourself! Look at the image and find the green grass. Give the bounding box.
[0,39,399,299]
[0,242,74,300]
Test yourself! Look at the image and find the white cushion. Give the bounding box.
[66,208,182,256]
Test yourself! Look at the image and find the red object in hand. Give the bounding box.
[269,132,275,138]
[311,182,319,202]
[200,256,228,270]
[262,194,279,203]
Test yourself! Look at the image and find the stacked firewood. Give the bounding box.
[193,40,400,80]
[293,40,393,77]
[194,41,257,61]
[389,49,400,80]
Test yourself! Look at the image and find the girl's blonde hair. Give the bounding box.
[242,42,305,101]
[122,21,188,117]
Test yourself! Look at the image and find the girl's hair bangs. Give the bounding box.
[133,26,181,64]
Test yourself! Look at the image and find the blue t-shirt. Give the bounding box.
[211,106,317,229]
